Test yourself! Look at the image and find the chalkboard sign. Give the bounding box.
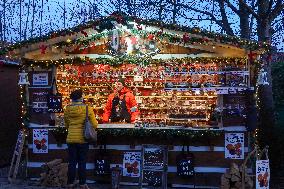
[176,147,194,177]
[144,147,164,168]
[32,91,48,113]
[139,145,168,189]
[94,159,110,175]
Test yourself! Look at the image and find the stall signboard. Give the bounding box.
[256,160,270,189]
[33,73,48,86]
[140,145,168,188]
[225,133,244,159]
[123,152,141,177]
[32,91,48,113]
[33,129,48,153]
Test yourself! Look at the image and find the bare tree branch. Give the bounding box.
[173,0,234,35]
[266,0,274,16]
[239,0,259,19]
[217,0,235,35]
[222,0,240,15]
[248,0,257,38]
[269,0,284,21]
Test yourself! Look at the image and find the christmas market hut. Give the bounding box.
[0,12,270,188]
[0,58,21,167]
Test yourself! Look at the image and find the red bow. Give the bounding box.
[81,30,88,37]
[183,33,190,43]
[136,24,142,30]
[248,51,257,61]
[39,44,48,54]
[148,34,155,40]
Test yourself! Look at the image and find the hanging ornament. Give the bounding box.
[183,33,190,44]
[136,24,142,30]
[157,28,164,36]
[257,68,269,86]
[111,29,120,52]
[124,34,138,55]
[18,70,30,85]
[248,51,257,62]
[39,44,48,54]
[266,54,272,62]
[81,30,88,37]
[148,34,155,41]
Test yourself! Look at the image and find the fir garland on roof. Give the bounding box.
[0,12,270,56]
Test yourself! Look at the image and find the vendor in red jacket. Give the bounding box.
[103,77,139,123]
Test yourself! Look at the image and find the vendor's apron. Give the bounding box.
[110,95,131,123]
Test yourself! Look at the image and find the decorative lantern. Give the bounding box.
[257,68,269,86]
[18,70,30,85]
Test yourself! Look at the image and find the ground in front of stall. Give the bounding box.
[0,166,153,189]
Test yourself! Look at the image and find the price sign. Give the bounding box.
[256,160,270,189]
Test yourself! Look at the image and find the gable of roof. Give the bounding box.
[0,12,269,57]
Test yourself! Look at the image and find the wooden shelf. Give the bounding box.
[139,107,168,110]
[168,118,207,121]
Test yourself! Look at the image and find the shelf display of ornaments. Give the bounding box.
[56,58,250,128]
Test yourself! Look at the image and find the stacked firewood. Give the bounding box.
[40,159,68,187]
[221,163,253,189]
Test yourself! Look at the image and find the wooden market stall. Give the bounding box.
[1,12,268,188]
[0,59,21,167]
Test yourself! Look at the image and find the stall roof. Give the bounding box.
[0,12,269,61]
[0,59,19,66]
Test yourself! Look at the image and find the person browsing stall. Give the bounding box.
[64,89,98,189]
[103,77,139,123]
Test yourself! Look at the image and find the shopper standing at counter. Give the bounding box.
[64,89,98,189]
[103,77,139,123]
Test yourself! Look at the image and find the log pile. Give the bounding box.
[40,159,68,187]
[221,163,253,189]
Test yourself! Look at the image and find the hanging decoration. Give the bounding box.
[183,33,190,44]
[257,68,269,86]
[225,133,244,159]
[256,160,270,189]
[248,51,258,62]
[110,29,120,52]
[39,44,48,54]
[123,152,141,177]
[33,129,48,153]
[18,70,30,85]
[81,30,88,37]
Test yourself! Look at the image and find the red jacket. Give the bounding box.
[103,87,139,123]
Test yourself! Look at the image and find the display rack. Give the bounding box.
[56,60,249,128]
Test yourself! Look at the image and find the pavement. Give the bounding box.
[0,166,139,189]
[0,178,140,189]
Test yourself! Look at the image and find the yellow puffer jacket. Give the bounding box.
[64,102,98,144]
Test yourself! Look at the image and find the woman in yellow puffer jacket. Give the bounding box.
[64,89,98,189]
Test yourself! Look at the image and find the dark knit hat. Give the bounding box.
[70,89,83,101]
[118,76,125,85]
